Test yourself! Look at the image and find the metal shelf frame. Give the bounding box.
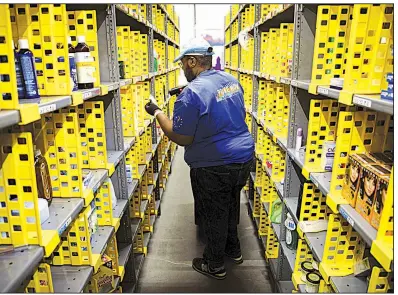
[0,4,179,293]
[238,3,394,293]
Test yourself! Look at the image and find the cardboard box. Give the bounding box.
[370,175,390,230]
[356,164,391,223]
[342,153,378,207]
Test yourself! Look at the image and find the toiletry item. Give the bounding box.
[356,164,390,223]
[370,173,390,230]
[320,141,335,171]
[295,128,303,152]
[38,198,50,225]
[13,41,25,99]
[68,37,78,91]
[119,61,125,79]
[82,170,94,189]
[285,213,298,250]
[270,199,282,224]
[126,164,133,184]
[75,36,95,89]
[305,272,321,293]
[18,39,40,99]
[301,261,314,274]
[381,90,393,101]
[386,73,393,84]
[34,149,53,205]
[342,153,378,207]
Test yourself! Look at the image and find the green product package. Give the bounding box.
[270,199,282,224]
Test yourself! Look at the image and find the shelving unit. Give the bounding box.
[226,4,394,293]
[0,3,180,293]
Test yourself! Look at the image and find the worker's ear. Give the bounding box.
[187,56,197,68]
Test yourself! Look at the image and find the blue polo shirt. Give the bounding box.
[172,69,254,168]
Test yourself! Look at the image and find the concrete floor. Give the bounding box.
[136,148,273,293]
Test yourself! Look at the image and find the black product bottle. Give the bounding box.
[74,35,95,89]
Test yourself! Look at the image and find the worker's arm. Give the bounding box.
[145,101,194,146]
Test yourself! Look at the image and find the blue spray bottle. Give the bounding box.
[12,40,26,99]
[18,39,40,99]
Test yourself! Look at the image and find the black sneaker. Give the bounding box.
[192,258,226,280]
[225,253,243,264]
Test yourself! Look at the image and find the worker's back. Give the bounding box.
[173,69,254,168]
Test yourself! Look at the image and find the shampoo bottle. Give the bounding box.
[18,39,40,99]
[13,40,25,99]
[75,36,95,89]
[68,37,78,91]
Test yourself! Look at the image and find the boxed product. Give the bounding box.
[370,174,390,230]
[86,265,115,293]
[321,141,336,172]
[355,164,391,223]
[85,254,115,293]
[342,153,378,207]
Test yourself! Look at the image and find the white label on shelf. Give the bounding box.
[353,96,372,108]
[39,103,56,114]
[291,80,298,87]
[83,91,92,100]
[58,216,72,235]
[339,206,355,227]
[318,87,329,96]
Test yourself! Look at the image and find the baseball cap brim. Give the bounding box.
[173,47,215,63]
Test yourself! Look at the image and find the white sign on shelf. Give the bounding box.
[39,103,56,114]
[291,80,298,87]
[83,91,92,100]
[353,96,372,108]
[318,87,329,96]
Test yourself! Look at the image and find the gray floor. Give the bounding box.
[136,148,272,293]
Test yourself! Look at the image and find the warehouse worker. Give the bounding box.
[145,37,254,280]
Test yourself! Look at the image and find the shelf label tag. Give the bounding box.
[353,96,372,108]
[39,103,56,115]
[339,206,355,227]
[83,91,92,100]
[318,87,329,96]
[291,80,298,87]
[58,216,72,235]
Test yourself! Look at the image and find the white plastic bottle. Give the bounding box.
[295,127,303,152]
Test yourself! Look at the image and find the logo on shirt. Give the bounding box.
[216,83,240,102]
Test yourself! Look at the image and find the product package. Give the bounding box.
[342,153,378,207]
[87,200,99,243]
[356,164,390,223]
[320,141,335,172]
[86,264,115,293]
[34,149,53,205]
[126,164,133,184]
[270,199,282,224]
[370,174,390,230]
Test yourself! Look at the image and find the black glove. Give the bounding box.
[145,101,160,116]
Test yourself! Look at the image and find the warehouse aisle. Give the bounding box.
[136,148,272,293]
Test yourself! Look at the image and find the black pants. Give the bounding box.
[190,159,253,268]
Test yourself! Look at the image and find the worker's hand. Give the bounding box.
[145,101,160,116]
